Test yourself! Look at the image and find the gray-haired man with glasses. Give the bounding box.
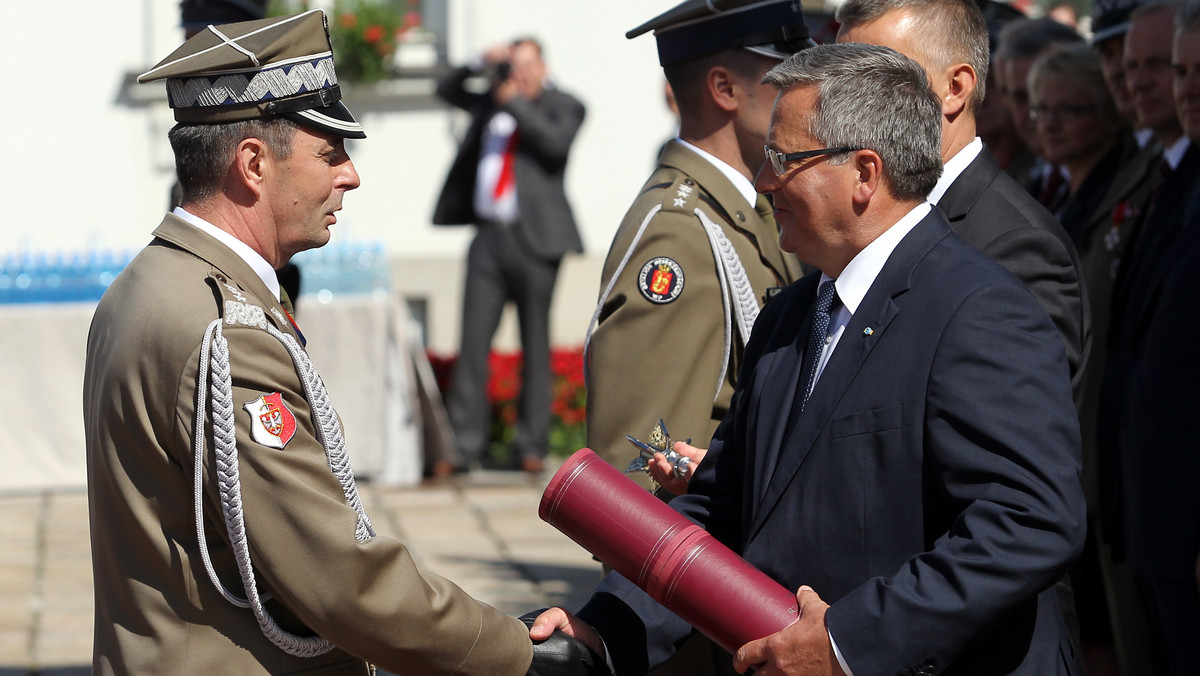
[531,41,1084,676]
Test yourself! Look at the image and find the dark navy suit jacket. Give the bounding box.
[579,210,1086,675]
[1100,142,1200,579]
[937,147,1091,408]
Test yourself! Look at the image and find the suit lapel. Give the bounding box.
[1122,145,1200,329]
[747,214,947,539]
[1080,133,1157,236]
[936,147,1001,223]
[751,310,809,500]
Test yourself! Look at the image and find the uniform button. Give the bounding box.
[684,179,695,186]
[736,211,746,221]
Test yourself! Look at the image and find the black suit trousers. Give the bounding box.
[446,224,561,464]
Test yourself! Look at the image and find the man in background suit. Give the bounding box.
[531,42,1084,676]
[836,0,1091,408]
[433,39,586,474]
[1099,2,1200,672]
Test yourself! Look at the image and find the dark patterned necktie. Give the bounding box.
[800,280,838,409]
[783,279,838,440]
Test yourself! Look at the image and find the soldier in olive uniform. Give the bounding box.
[585,0,810,494]
[84,11,601,675]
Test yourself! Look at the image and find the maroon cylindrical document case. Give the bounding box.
[539,448,798,654]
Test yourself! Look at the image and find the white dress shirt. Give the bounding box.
[473,111,521,224]
[676,138,759,208]
[926,137,983,206]
[173,207,280,302]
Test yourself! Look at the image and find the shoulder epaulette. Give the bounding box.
[206,270,281,330]
[660,176,700,215]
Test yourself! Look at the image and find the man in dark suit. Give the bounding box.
[530,43,1085,676]
[1099,3,1200,672]
[432,38,586,474]
[836,0,1091,408]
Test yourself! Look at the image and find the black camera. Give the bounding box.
[493,61,512,81]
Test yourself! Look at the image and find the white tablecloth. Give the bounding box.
[0,294,427,493]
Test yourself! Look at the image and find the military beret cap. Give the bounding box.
[139,9,365,139]
[627,0,816,67]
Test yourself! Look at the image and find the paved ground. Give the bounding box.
[0,467,601,674]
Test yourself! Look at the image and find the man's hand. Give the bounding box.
[732,587,847,676]
[526,607,606,656]
[483,44,512,66]
[648,441,706,495]
[521,608,610,675]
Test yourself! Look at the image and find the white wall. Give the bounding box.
[1,0,680,351]
[1,0,675,259]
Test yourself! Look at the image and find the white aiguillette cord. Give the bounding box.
[583,203,759,404]
[192,318,375,657]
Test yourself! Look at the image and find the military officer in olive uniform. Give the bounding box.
[84,12,601,675]
[585,0,810,493]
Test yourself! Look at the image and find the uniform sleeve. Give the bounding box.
[824,281,1085,673]
[208,324,533,676]
[586,206,730,481]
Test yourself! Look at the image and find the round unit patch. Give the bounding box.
[638,256,685,304]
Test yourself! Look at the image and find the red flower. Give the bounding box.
[430,346,588,457]
[339,13,357,29]
[486,351,523,404]
[363,24,385,44]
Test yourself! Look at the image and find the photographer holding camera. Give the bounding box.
[432,38,586,477]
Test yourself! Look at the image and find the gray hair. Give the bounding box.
[168,117,300,205]
[835,0,991,112]
[763,42,943,200]
[1177,0,1200,30]
[1028,43,1123,128]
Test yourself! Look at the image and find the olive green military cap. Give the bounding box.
[139,9,365,139]
[628,0,817,66]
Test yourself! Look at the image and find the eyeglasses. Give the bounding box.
[764,145,860,177]
[1029,104,1098,122]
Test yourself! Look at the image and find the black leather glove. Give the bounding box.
[520,609,611,676]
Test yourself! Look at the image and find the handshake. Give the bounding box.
[521,608,608,676]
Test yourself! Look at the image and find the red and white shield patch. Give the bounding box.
[244,392,297,449]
